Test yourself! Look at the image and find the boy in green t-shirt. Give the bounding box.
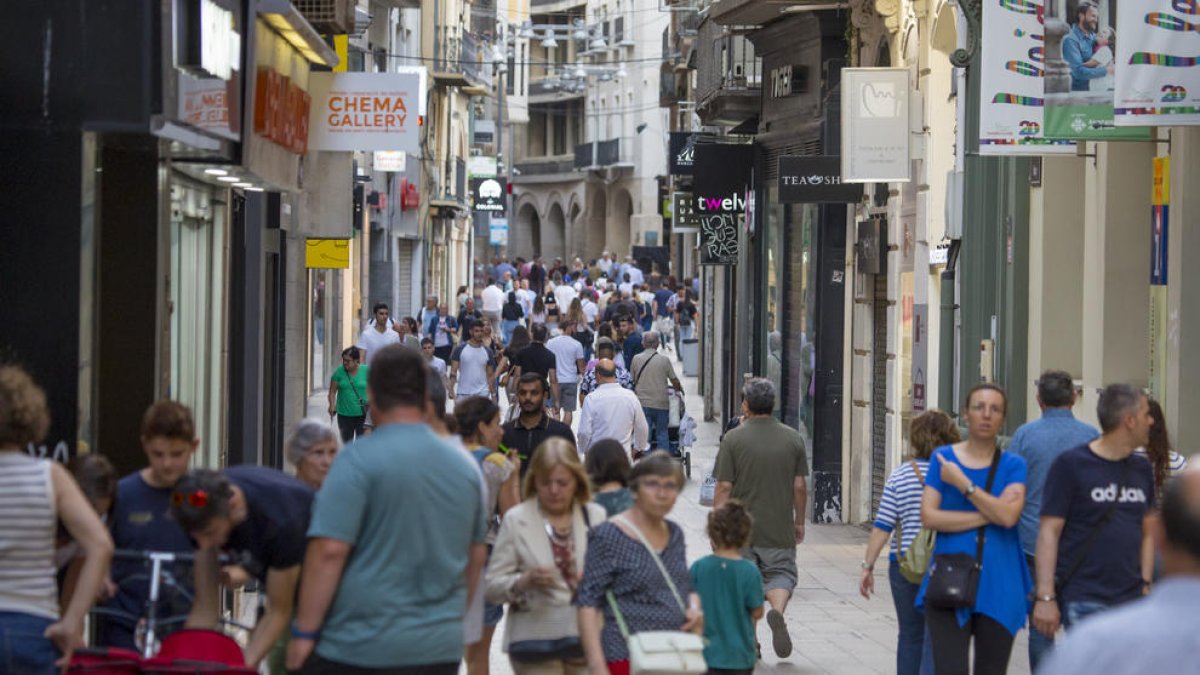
[690,500,765,674]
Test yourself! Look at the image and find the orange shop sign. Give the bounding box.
[306,72,421,152]
[254,66,311,155]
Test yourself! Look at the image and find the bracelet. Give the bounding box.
[290,623,320,641]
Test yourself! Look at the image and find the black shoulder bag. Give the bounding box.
[1053,458,1132,599]
[925,448,1001,609]
[345,369,369,417]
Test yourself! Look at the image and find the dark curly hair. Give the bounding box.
[0,365,50,448]
[170,469,234,534]
[454,396,499,444]
[708,499,754,550]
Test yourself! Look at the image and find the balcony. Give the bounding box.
[694,22,761,127]
[574,138,634,170]
[432,28,490,93]
[513,155,577,180]
[529,77,586,103]
[710,0,831,26]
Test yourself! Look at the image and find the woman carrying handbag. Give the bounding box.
[917,384,1032,675]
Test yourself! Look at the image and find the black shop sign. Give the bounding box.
[669,132,696,175]
[471,176,506,212]
[778,156,863,203]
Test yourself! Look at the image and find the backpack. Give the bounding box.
[897,461,937,584]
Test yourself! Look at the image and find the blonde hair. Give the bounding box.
[522,437,593,505]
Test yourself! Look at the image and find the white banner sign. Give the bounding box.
[489,218,509,246]
[1115,0,1200,126]
[373,151,406,172]
[980,0,1074,155]
[308,72,421,152]
[841,68,910,182]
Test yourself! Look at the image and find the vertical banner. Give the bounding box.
[1116,0,1200,126]
[1045,0,1151,140]
[694,144,753,266]
[1149,157,1170,401]
[912,303,928,412]
[981,0,1075,154]
[841,68,911,181]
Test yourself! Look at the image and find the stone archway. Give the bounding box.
[586,188,607,259]
[607,188,633,257]
[568,202,582,259]
[543,202,566,261]
[513,202,541,259]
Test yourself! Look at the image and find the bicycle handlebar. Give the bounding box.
[113,549,235,565]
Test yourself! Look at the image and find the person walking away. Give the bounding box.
[652,284,675,353]
[563,299,594,361]
[428,304,459,363]
[328,347,369,442]
[859,410,962,675]
[1006,370,1098,670]
[629,332,683,456]
[482,279,506,336]
[100,400,201,650]
[450,321,498,401]
[713,378,808,659]
[510,324,561,419]
[691,500,763,675]
[578,338,634,405]
[585,439,634,517]
[1137,399,1189,503]
[543,283,560,333]
[546,318,587,426]
[486,439,606,675]
[917,384,1030,675]
[288,345,489,674]
[357,303,400,364]
[616,315,643,369]
[575,452,703,675]
[673,289,698,354]
[285,418,341,490]
[501,292,526,346]
[576,359,649,457]
[500,327,532,406]
[0,365,113,671]
[554,278,578,322]
[456,397,522,675]
[1036,463,1200,674]
[501,374,576,480]
[171,466,313,668]
[1031,384,1157,651]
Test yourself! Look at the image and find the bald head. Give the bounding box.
[597,359,617,382]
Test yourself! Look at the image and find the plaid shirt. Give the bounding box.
[579,364,634,397]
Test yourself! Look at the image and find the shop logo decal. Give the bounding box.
[1162,85,1188,102]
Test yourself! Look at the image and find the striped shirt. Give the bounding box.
[1133,448,1188,478]
[0,453,58,620]
[873,459,930,560]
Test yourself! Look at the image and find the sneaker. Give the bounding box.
[767,608,792,658]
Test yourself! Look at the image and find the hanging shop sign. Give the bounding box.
[471,177,507,213]
[668,132,696,175]
[307,72,422,152]
[179,72,240,141]
[841,68,911,181]
[1115,0,1200,126]
[305,238,351,269]
[672,191,700,233]
[1043,0,1150,140]
[254,67,311,154]
[373,151,406,172]
[469,156,498,177]
[980,0,1074,155]
[489,218,509,246]
[778,156,864,203]
[177,0,241,81]
[693,143,753,213]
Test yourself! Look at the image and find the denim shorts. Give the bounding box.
[0,611,60,675]
[484,601,505,627]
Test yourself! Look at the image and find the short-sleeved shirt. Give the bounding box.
[714,418,810,549]
[916,447,1032,635]
[471,448,515,544]
[428,356,447,378]
[574,521,691,662]
[223,466,313,581]
[675,300,697,325]
[690,555,763,669]
[1041,445,1156,604]
[592,489,633,517]
[356,327,400,364]
[501,415,576,477]
[629,351,678,410]
[872,460,929,559]
[653,289,674,317]
[331,365,370,417]
[512,343,557,382]
[546,335,585,384]
[309,423,487,668]
[452,343,495,397]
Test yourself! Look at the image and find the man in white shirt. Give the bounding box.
[517,279,536,320]
[357,303,401,364]
[545,318,587,426]
[421,337,448,384]
[448,321,496,399]
[597,251,614,276]
[618,273,635,298]
[553,280,577,318]
[626,259,645,287]
[580,292,599,328]
[577,359,649,457]
[480,279,505,336]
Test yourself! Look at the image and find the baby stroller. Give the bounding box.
[667,388,695,478]
[70,629,256,674]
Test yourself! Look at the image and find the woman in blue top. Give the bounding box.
[918,384,1032,675]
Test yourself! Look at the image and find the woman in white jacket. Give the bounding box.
[487,438,607,675]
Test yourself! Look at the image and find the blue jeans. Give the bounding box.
[501,319,520,345]
[1026,555,1055,672]
[0,612,60,674]
[1062,600,1110,630]
[675,323,694,352]
[643,407,671,454]
[888,560,930,675]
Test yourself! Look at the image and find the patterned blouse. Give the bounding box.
[574,520,691,662]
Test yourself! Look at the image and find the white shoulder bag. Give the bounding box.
[605,516,707,675]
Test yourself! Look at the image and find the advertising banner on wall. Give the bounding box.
[841,68,911,181]
[980,0,1075,154]
[1044,0,1150,140]
[1115,0,1200,126]
[308,72,421,152]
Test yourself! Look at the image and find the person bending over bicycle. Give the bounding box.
[171,466,313,668]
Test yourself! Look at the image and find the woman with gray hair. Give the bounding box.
[285,418,341,489]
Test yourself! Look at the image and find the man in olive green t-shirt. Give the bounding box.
[714,377,809,660]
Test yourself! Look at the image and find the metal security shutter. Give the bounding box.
[870,274,888,515]
[396,239,415,319]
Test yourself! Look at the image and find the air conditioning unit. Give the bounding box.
[293,0,355,35]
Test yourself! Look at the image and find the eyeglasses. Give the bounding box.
[639,478,680,493]
[171,489,208,508]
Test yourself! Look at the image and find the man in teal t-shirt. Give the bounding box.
[287,345,488,674]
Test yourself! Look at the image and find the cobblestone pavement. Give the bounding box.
[309,346,1033,675]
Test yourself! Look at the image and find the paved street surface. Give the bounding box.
[309,346,1032,675]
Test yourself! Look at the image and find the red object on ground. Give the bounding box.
[68,647,141,674]
[139,628,253,673]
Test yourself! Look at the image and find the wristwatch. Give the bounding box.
[860,561,874,571]
[1034,594,1056,603]
[963,482,977,497]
